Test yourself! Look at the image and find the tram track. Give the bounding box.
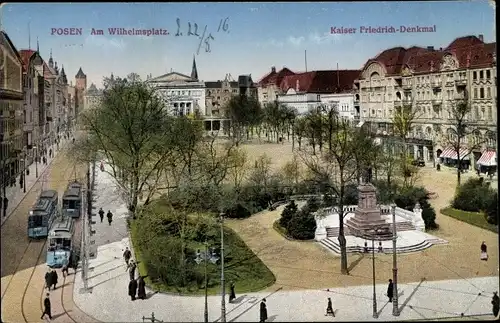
[1,146,84,323]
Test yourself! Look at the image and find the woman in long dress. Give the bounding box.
[481,241,488,261]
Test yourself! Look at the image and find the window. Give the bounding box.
[474,88,478,98]
[473,71,477,80]
[487,87,491,98]
[480,88,484,99]
[480,71,484,79]
[486,70,491,79]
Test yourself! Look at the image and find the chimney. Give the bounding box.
[427,46,434,51]
[271,66,276,73]
[478,34,484,42]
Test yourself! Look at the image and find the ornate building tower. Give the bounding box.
[74,67,87,122]
[191,55,198,81]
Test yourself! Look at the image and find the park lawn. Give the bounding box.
[130,207,276,296]
[440,207,498,233]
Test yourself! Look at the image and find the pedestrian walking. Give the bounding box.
[363,241,368,253]
[98,208,105,223]
[107,210,113,225]
[259,298,268,322]
[325,297,335,316]
[387,279,394,303]
[128,260,137,280]
[62,258,69,277]
[51,270,59,290]
[378,241,383,253]
[481,241,488,261]
[2,196,7,217]
[137,276,146,300]
[229,282,236,303]
[123,247,132,266]
[42,156,47,165]
[44,269,53,290]
[492,292,499,317]
[41,293,52,320]
[128,278,138,301]
[49,149,52,158]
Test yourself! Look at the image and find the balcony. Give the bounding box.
[431,80,441,88]
[402,82,412,90]
[455,79,467,87]
[23,123,34,132]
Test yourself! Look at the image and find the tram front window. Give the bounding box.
[28,215,43,227]
[62,239,71,249]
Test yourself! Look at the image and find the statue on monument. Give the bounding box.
[362,167,373,184]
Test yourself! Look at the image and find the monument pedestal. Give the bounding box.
[345,183,392,240]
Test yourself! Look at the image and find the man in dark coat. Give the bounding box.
[387,279,394,302]
[41,293,52,320]
[62,257,70,277]
[492,292,499,317]
[259,298,268,322]
[51,270,59,290]
[128,278,138,301]
[123,247,132,266]
[128,260,136,280]
[326,297,335,316]
[137,276,146,300]
[229,282,236,303]
[44,269,53,290]
[98,208,105,223]
[107,210,113,225]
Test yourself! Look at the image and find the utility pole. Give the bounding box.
[391,205,400,316]
[371,235,378,319]
[80,161,92,293]
[219,213,226,323]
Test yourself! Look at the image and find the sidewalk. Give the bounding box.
[73,159,500,322]
[1,136,71,226]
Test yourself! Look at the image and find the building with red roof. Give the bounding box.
[356,34,496,168]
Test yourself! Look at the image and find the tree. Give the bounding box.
[281,155,302,189]
[293,117,307,149]
[70,75,176,215]
[299,118,358,274]
[304,109,324,154]
[227,148,248,189]
[279,200,298,229]
[445,91,486,185]
[392,102,419,187]
[287,210,317,240]
[224,95,261,144]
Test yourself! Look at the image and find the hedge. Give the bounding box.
[440,207,498,233]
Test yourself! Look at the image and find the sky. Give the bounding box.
[0,2,495,88]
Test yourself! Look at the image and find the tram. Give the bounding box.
[62,181,83,218]
[39,189,59,208]
[27,198,58,239]
[46,216,75,268]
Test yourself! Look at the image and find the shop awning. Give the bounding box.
[477,150,497,166]
[440,147,470,160]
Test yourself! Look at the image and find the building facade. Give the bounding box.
[356,35,496,166]
[274,70,360,115]
[146,57,206,117]
[74,67,87,124]
[320,92,359,122]
[257,66,296,106]
[19,48,44,165]
[0,31,25,191]
[84,83,103,110]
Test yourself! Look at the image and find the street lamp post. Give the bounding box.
[219,213,226,323]
[195,242,219,323]
[371,236,378,319]
[22,150,26,193]
[33,146,38,178]
[391,204,400,316]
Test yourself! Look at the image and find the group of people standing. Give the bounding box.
[44,269,59,291]
[123,247,146,301]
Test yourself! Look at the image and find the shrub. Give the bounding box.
[343,183,359,205]
[441,207,497,233]
[224,203,251,219]
[452,178,494,212]
[483,192,498,225]
[395,186,438,230]
[304,197,321,213]
[287,210,316,240]
[279,201,298,229]
[373,180,398,204]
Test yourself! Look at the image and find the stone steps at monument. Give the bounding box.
[319,237,436,254]
[325,221,416,238]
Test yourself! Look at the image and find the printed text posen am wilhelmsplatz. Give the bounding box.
[95,28,169,36]
[330,25,437,34]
